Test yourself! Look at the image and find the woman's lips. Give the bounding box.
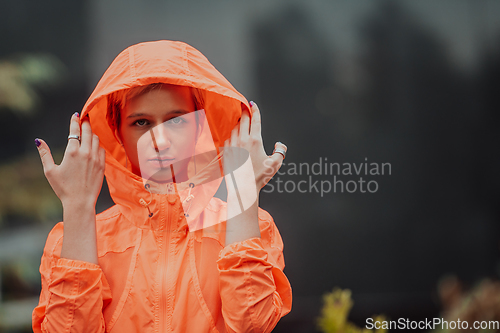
[146,157,175,168]
[148,156,175,161]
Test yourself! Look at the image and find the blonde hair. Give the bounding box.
[106,83,204,134]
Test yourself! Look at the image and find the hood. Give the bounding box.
[80,40,251,231]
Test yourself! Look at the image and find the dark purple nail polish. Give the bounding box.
[74,112,79,118]
[35,138,41,147]
[249,101,255,107]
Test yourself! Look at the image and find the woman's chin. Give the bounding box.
[142,168,174,184]
[137,159,191,184]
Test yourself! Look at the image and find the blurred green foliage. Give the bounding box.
[0,152,62,227]
[0,52,66,227]
[0,53,66,115]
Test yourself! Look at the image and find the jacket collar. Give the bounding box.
[104,151,221,232]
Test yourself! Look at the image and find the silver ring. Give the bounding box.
[68,135,81,142]
[273,148,286,160]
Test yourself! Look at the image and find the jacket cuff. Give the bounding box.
[44,257,110,332]
[217,237,270,269]
[219,237,265,256]
[56,258,101,270]
[50,258,105,294]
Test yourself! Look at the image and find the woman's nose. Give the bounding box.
[149,124,171,151]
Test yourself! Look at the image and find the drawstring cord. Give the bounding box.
[182,183,195,217]
[140,183,154,217]
[139,182,196,218]
[166,182,175,195]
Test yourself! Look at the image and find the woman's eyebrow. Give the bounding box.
[126,110,189,119]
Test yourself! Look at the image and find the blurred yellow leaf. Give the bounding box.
[317,287,387,333]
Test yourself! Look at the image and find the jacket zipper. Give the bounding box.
[159,240,169,331]
[160,188,176,332]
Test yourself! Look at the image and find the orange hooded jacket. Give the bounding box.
[32,40,292,333]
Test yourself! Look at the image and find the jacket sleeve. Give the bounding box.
[32,222,112,333]
[216,208,292,333]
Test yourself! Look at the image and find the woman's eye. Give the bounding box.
[134,119,149,127]
[168,117,184,125]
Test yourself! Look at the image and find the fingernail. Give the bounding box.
[74,112,79,118]
[249,101,255,107]
[35,138,41,147]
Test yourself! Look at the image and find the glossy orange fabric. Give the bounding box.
[32,40,292,333]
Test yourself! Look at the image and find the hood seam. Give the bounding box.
[182,43,190,84]
[129,47,137,83]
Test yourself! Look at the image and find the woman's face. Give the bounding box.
[119,86,198,183]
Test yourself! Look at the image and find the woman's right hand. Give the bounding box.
[35,112,106,208]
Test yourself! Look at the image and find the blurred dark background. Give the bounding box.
[1,0,500,332]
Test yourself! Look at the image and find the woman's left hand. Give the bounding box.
[223,101,287,192]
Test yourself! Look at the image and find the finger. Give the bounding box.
[222,138,231,158]
[270,141,287,168]
[66,112,81,152]
[249,101,262,139]
[230,122,239,146]
[240,109,251,142]
[35,138,56,174]
[98,146,106,169]
[92,134,100,160]
[80,118,93,152]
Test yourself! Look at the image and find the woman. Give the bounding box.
[32,40,291,333]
